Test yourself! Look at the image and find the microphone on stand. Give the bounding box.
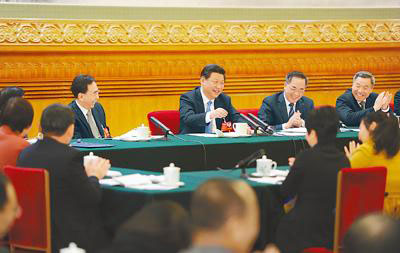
[235,149,266,178]
[239,113,268,135]
[248,113,274,135]
[149,116,174,140]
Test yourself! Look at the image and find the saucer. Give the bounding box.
[160,181,185,187]
[250,172,270,178]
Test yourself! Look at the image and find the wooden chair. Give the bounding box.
[147,110,180,135]
[303,166,387,253]
[4,166,51,253]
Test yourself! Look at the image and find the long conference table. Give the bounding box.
[100,167,287,249]
[76,131,358,171]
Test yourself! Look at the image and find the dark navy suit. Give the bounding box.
[394,90,400,116]
[258,91,314,130]
[68,101,107,139]
[335,88,379,127]
[179,87,242,134]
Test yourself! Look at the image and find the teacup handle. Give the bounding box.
[271,161,277,170]
[233,123,237,131]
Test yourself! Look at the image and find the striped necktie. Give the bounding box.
[205,101,213,133]
[288,103,295,118]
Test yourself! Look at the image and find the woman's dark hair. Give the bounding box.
[0,97,33,133]
[305,106,340,145]
[0,87,25,118]
[362,111,400,158]
[107,201,191,253]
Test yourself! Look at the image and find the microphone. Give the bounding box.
[235,149,266,178]
[239,113,267,135]
[149,116,174,139]
[248,113,274,135]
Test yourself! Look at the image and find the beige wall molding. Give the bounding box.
[0,19,400,46]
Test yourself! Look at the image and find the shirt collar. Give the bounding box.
[75,100,89,116]
[283,92,295,108]
[200,87,215,104]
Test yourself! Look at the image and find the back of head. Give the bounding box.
[362,111,400,158]
[70,74,95,98]
[110,201,191,253]
[41,104,75,137]
[285,71,308,85]
[0,97,33,134]
[343,213,400,253]
[305,106,340,144]
[0,87,24,114]
[200,64,226,80]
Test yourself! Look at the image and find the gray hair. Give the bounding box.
[353,71,375,85]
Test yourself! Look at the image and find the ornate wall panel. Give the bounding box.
[0,19,399,136]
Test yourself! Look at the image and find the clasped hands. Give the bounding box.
[285,111,303,129]
[373,91,392,112]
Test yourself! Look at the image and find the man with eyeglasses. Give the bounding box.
[336,71,392,127]
[179,64,243,134]
[258,71,314,130]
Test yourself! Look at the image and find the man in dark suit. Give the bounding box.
[68,74,109,139]
[336,71,392,127]
[179,64,242,134]
[276,106,350,253]
[17,104,111,253]
[394,90,400,116]
[258,71,314,130]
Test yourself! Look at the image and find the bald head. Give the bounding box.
[191,178,259,253]
[343,213,400,253]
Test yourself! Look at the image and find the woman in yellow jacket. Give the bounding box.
[345,111,400,216]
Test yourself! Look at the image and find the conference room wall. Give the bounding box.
[0,19,399,137]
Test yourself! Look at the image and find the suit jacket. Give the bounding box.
[68,101,107,139]
[276,143,350,253]
[179,87,242,134]
[394,90,400,116]
[258,91,314,130]
[336,88,378,127]
[0,125,29,169]
[16,137,110,253]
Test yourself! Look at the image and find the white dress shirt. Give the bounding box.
[75,100,89,121]
[200,87,217,133]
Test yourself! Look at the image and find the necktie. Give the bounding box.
[359,101,366,110]
[87,110,101,138]
[288,103,295,118]
[205,101,213,134]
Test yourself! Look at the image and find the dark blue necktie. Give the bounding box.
[288,103,295,118]
[205,101,213,133]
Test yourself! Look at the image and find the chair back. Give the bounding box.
[389,102,394,111]
[147,110,180,135]
[4,166,51,252]
[237,108,259,117]
[333,166,387,253]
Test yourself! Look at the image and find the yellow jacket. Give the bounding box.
[350,140,400,216]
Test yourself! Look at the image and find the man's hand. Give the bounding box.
[381,92,392,111]
[84,158,110,179]
[285,111,302,129]
[210,108,228,119]
[373,92,386,111]
[288,157,296,167]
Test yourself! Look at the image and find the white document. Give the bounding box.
[113,174,152,187]
[106,170,123,177]
[248,176,285,185]
[280,127,307,133]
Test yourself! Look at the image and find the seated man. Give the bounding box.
[276,106,350,253]
[394,90,400,115]
[0,97,33,169]
[0,173,21,239]
[17,104,111,253]
[68,74,110,139]
[179,64,242,134]
[181,178,279,253]
[258,71,314,130]
[336,71,392,127]
[343,213,400,253]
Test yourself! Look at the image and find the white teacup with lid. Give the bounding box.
[60,242,85,253]
[136,124,150,138]
[256,155,277,176]
[163,163,181,186]
[83,152,99,167]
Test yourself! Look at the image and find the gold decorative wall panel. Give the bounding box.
[0,19,399,136]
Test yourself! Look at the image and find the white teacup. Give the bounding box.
[256,155,277,176]
[83,152,99,167]
[233,122,248,136]
[163,163,181,186]
[136,124,150,138]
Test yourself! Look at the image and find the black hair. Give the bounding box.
[191,178,246,230]
[362,111,400,158]
[353,71,375,85]
[108,201,191,253]
[0,173,10,211]
[40,104,75,137]
[70,74,96,98]
[200,64,226,81]
[0,97,33,133]
[343,213,400,253]
[285,71,308,85]
[0,86,25,118]
[305,106,340,145]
